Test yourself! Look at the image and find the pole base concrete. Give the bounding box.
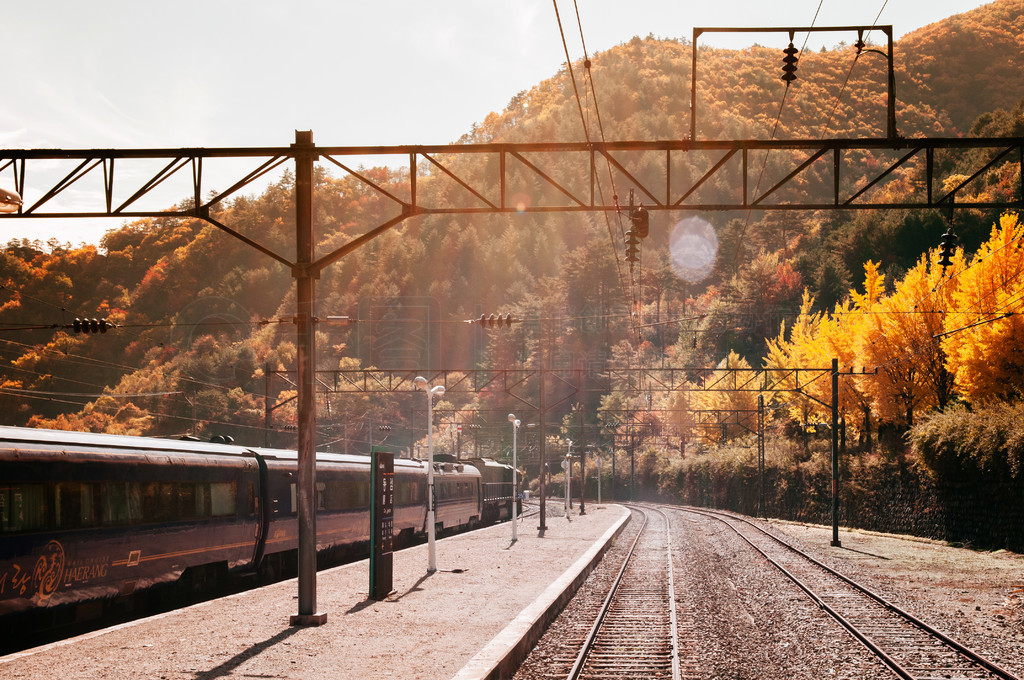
[290,613,328,626]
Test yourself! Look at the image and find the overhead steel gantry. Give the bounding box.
[2,135,1023,227]
[2,128,1021,625]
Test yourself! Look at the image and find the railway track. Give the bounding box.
[512,506,681,680]
[565,505,680,680]
[682,507,1019,680]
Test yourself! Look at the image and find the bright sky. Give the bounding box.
[1,0,990,245]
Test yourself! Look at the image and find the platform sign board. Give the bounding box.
[369,448,394,600]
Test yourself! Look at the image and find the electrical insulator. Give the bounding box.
[471,313,517,329]
[781,42,799,83]
[631,205,650,239]
[937,227,958,271]
[71,317,110,334]
[624,230,640,263]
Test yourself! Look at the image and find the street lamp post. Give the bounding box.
[414,376,445,573]
[508,413,520,543]
[564,440,573,514]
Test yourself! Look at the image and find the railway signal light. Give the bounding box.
[72,317,111,334]
[625,229,640,263]
[631,205,649,239]
[781,42,799,83]
[469,313,518,328]
[937,227,958,272]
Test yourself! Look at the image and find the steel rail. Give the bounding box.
[566,507,649,680]
[682,507,1019,680]
[567,505,681,680]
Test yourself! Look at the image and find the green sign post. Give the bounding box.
[369,448,394,600]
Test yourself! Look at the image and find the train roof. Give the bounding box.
[465,457,514,469]
[0,425,424,470]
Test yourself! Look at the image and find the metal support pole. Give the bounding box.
[830,357,842,547]
[578,394,585,515]
[290,130,326,626]
[538,366,547,531]
[757,394,765,518]
[578,447,586,515]
[509,415,519,543]
[886,28,897,141]
[264,362,271,448]
[415,376,443,572]
[426,391,437,572]
[611,446,616,502]
[564,451,571,514]
[629,431,635,502]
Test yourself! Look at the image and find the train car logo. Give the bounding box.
[37,541,65,600]
[2,540,66,601]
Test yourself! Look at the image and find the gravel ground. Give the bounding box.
[764,517,1024,677]
[515,506,1024,680]
[670,510,893,679]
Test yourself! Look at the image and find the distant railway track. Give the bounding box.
[677,506,1020,680]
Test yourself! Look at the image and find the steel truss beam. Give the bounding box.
[289,366,837,394]
[2,136,1022,276]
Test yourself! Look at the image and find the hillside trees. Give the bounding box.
[766,212,1023,438]
[2,1,1024,445]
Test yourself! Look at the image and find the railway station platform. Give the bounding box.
[1,503,630,680]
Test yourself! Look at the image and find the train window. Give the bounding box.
[177,483,200,520]
[322,481,353,511]
[55,482,98,529]
[0,484,48,533]
[102,483,132,526]
[331,481,368,511]
[397,481,418,505]
[196,483,211,518]
[316,482,326,511]
[210,482,236,517]
[137,483,171,523]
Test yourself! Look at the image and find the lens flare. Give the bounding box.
[669,216,718,283]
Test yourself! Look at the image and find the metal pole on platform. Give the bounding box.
[416,376,445,572]
[290,130,326,626]
[508,414,519,544]
[538,367,547,531]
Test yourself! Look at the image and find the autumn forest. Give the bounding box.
[3,0,1024,547]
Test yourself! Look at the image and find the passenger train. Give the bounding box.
[0,426,518,646]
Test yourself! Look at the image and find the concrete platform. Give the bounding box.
[1,503,630,680]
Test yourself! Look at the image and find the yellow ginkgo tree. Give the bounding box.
[941,212,1024,403]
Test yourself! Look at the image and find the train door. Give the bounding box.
[247,451,270,571]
